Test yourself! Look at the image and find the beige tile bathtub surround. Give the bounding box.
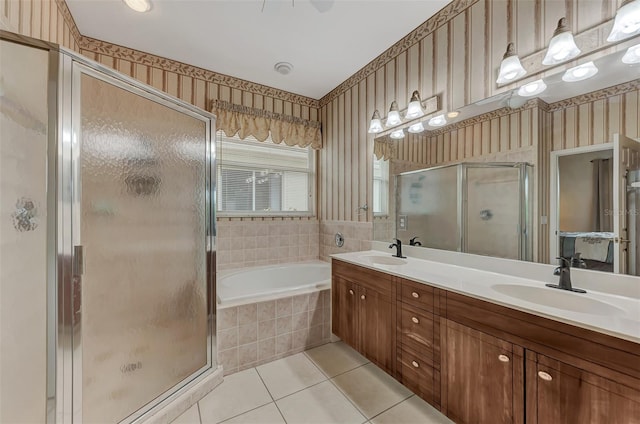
[216,218,320,271]
[217,290,330,375]
[320,220,373,262]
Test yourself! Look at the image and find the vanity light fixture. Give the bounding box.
[386,101,402,126]
[562,61,599,82]
[517,79,547,97]
[390,129,405,139]
[608,0,640,42]
[496,43,527,84]
[542,18,581,65]
[622,44,640,64]
[368,110,383,134]
[428,114,447,127]
[408,122,425,133]
[405,91,425,119]
[123,0,151,12]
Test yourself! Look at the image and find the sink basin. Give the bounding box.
[360,255,408,266]
[491,284,625,316]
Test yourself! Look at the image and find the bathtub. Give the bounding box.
[217,261,331,306]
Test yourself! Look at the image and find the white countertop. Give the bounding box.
[331,250,640,344]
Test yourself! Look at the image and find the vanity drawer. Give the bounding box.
[398,303,434,355]
[400,279,434,312]
[398,343,437,406]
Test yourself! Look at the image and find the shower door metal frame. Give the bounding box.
[58,48,217,424]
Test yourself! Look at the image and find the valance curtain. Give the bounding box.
[210,100,322,149]
[373,136,396,161]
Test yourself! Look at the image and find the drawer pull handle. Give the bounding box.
[498,355,510,363]
[411,292,420,298]
[361,295,366,300]
[411,316,419,324]
[349,289,354,295]
[538,371,553,381]
[411,360,419,368]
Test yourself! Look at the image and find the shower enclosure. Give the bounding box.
[396,163,533,260]
[0,32,217,423]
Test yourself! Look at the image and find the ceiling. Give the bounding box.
[66,0,453,100]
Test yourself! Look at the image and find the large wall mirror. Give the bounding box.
[372,40,640,277]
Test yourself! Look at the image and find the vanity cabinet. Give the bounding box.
[331,260,396,375]
[441,319,524,424]
[330,259,640,424]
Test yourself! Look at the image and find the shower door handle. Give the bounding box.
[73,245,85,276]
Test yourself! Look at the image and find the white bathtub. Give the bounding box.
[217,261,331,306]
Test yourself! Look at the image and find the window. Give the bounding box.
[373,157,389,215]
[216,131,314,215]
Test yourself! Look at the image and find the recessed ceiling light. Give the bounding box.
[622,44,640,64]
[517,79,547,97]
[562,61,598,82]
[274,62,294,75]
[123,0,151,12]
[447,111,460,118]
[428,114,447,127]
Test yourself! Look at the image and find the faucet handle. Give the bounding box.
[556,256,570,268]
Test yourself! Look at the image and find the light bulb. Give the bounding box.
[517,80,547,97]
[607,0,640,42]
[428,114,447,127]
[622,44,640,64]
[542,18,581,65]
[386,101,402,126]
[123,0,151,12]
[368,110,383,134]
[390,129,405,139]
[408,122,425,133]
[562,62,598,82]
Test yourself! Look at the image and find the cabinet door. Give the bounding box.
[359,286,395,375]
[527,353,640,424]
[442,319,523,424]
[331,276,357,349]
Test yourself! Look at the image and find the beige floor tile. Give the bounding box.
[370,395,454,424]
[256,353,326,399]
[276,381,366,424]
[305,341,369,377]
[331,363,412,419]
[221,403,285,424]
[171,404,201,424]
[199,368,272,423]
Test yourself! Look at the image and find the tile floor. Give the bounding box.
[171,341,453,424]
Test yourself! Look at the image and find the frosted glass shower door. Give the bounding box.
[75,69,209,423]
[464,166,522,259]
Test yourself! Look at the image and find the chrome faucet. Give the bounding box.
[409,236,422,246]
[389,238,407,258]
[546,257,586,293]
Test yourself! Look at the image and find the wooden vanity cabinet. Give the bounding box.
[331,260,396,375]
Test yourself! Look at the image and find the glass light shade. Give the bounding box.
[390,129,405,139]
[405,91,424,119]
[368,110,383,134]
[562,62,598,82]
[542,20,581,65]
[408,122,425,133]
[386,101,402,126]
[123,0,151,12]
[607,0,640,42]
[496,44,527,84]
[428,114,447,127]
[517,79,547,97]
[622,44,640,64]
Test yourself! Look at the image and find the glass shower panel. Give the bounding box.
[465,166,521,259]
[78,72,208,422]
[397,165,459,251]
[0,39,49,424]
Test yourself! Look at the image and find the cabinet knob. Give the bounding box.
[349,289,354,295]
[411,316,419,324]
[498,354,510,363]
[411,292,420,298]
[412,360,419,368]
[538,371,553,381]
[361,294,366,300]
